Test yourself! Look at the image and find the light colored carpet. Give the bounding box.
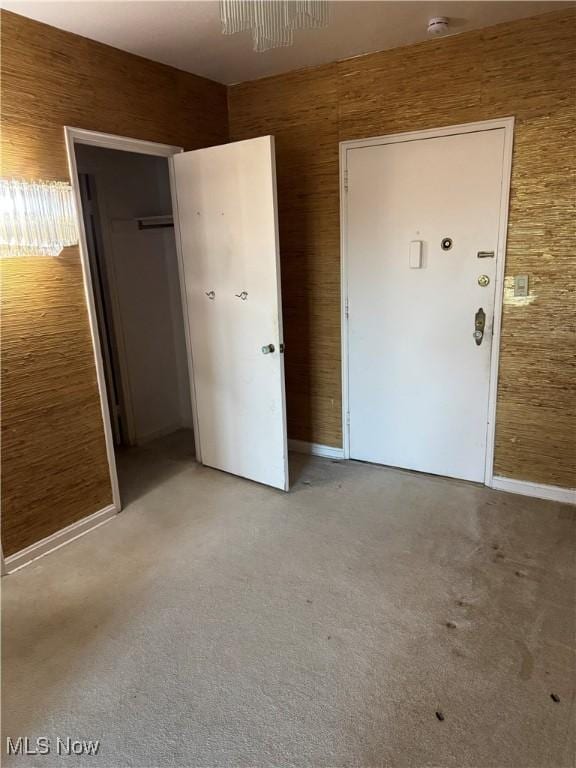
[2,432,575,767]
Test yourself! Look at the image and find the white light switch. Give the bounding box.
[409,240,423,269]
[514,274,529,297]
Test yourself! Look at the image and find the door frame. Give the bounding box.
[77,171,130,446]
[339,117,515,487]
[64,126,202,512]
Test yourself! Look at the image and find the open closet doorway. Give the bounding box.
[67,127,289,509]
[71,136,197,507]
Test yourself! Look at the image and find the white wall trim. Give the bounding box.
[135,422,189,446]
[288,439,345,459]
[65,127,124,512]
[483,118,515,486]
[491,476,576,505]
[64,127,182,157]
[340,117,515,485]
[4,504,118,574]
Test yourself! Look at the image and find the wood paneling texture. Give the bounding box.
[229,10,576,488]
[1,10,228,555]
[2,9,575,559]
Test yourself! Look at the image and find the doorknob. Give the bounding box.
[474,307,486,346]
[261,344,275,354]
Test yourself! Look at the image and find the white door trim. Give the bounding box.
[339,117,515,487]
[64,127,201,516]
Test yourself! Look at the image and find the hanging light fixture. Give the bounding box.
[0,179,78,257]
[220,0,328,52]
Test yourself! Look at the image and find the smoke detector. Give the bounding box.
[427,17,449,36]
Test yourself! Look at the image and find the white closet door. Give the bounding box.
[173,136,288,490]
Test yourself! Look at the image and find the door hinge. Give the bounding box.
[344,169,349,193]
[346,411,350,427]
[344,297,349,319]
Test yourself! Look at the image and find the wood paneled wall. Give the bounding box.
[0,11,228,555]
[229,10,576,488]
[2,9,574,558]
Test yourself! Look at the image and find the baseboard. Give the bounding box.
[492,476,576,505]
[288,439,345,460]
[135,423,186,445]
[4,504,118,575]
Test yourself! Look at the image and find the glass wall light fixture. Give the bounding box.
[220,0,328,52]
[0,179,78,257]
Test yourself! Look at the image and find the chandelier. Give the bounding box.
[220,0,328,52]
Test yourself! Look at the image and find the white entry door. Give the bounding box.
[346,127,507,482]
[173,136,288,490]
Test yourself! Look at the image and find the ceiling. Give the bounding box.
[4,1,572,84]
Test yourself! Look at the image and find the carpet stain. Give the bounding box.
[3,451,574,768]
[517,642,534,681]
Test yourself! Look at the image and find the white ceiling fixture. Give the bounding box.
[220,0,328,52]
[427,16,449,36]
[3,2,572,84]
